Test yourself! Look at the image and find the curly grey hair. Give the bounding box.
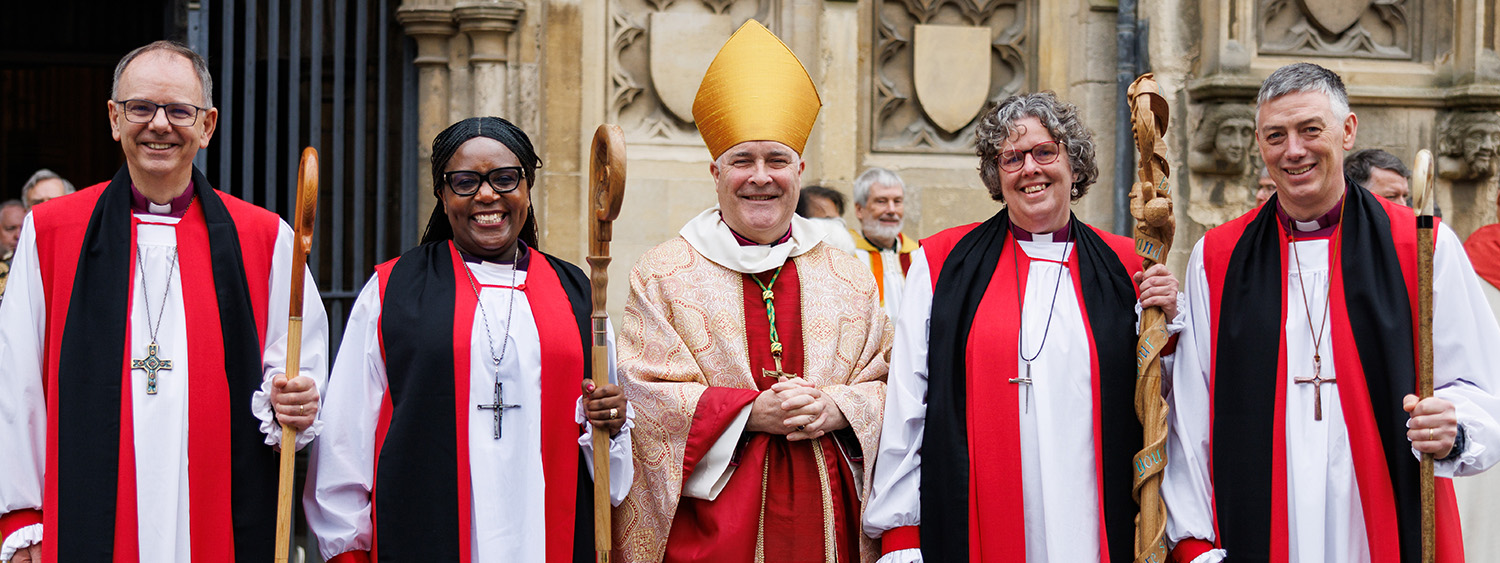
[975,91,1097,203]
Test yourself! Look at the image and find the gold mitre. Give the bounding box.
[692,20,822,159]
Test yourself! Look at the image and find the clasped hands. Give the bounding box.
[747,376,848,441]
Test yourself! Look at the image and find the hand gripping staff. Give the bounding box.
[1126,73,1173,563]
[275,147,319,563]
[588,124,627,562]
[1411,149,1437,563]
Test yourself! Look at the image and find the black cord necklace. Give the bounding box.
[1009,226,1073,413]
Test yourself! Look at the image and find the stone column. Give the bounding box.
[455,1,524,120]
[397,1,456,231]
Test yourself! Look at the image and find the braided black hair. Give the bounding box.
[421,116,544,249]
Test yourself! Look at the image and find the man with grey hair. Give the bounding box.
[850,167,918,320]
[1345,148,1411,206]
[0,199,23,304]
[1255,165,1277,207]
[1,199,22,258]
[20,169,75,210]
[0,40,328,563]
[1164,62,1500,562]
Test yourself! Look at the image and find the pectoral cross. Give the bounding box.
[761,363,800,380]
[131,342,173,395]
[1293,354,1336,421]
[476,381,520,439]
[761,344,799,381]
[1010,361,1034,413]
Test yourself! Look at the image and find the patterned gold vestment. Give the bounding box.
[615,238,891,562]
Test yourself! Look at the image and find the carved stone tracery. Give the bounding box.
[607,0,777,146]
[872,0,1033,154]
[1259,0,1415,60]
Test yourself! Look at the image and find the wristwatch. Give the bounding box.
[1438,424,1467,462]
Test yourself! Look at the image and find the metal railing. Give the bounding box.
[188,0,420,356]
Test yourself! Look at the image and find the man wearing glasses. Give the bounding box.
[0,40,328,563]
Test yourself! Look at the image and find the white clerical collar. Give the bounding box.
[679,207,821,274]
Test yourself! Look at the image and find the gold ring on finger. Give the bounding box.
[609,407,618,420]
[1430,428,1435,441]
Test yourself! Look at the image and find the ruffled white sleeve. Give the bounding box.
[253,220,331,450]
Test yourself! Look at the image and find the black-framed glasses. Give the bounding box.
[998,141,1064,172]
[114,99,207,127]
[443,167,525,197]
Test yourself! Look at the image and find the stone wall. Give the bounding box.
[396,0,1500,307]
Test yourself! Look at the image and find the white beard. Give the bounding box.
[864,220,903,245]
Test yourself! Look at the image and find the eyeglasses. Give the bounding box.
[998,141,1064,172]
[115,99,207,127]
[443,167,525,197]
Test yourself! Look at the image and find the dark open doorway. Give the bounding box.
[0,0,181,200]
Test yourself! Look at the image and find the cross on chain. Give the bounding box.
[131,342,174,395]
[1009,361,1034,413]
[753,275,799,380]
[1293,354,1336,421]
[476,381,520,439]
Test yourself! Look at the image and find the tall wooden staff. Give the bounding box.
[588,124,627,563]
[1411,149,1437,563]
[275,147,319,563]
[1126,73,1173,563]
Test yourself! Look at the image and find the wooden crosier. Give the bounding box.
[1412,149,1437,563]
[588,124,627,563]
[275,147,319,563]
[1127,73,1173,563]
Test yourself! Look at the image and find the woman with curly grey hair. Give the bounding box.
[864,91,1182,562]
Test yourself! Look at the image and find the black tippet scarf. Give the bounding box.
[1212,184,1422,560]
[57,165,274,560]
[376,241,595,562]
[921,209,1141,562]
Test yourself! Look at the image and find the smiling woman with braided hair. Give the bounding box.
[303,116,634,562]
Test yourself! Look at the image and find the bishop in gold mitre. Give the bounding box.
[615,19,893,563]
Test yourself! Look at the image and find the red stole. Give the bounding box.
[34,186,276,562]
[664,261,861,563]
[1200,199,1463,562]
[371,242,585,561]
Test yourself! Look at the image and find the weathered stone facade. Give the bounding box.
[394,0,1500,555]
[395,0,1500,281]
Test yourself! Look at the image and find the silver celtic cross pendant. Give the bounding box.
[131,341,174,395]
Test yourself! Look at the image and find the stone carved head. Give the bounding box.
[1439,111,1500,180]
[1189,105,1256,175]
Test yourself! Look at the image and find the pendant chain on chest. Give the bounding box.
[468,246,522,439]
[1008,236,1073,413]
[131,243,179,395]
[753,265,798,380]
[1289,213,1344,422]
